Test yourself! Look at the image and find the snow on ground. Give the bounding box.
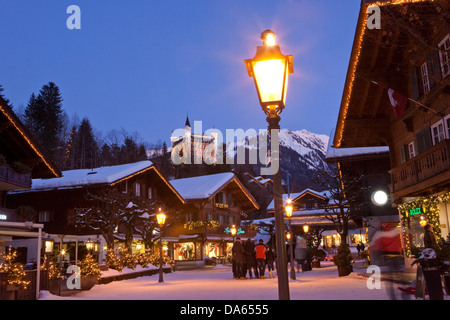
[39,262,412,300]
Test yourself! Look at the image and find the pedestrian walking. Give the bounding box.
[265,246,276,278]
[232,237,246,279]
[254,239,268,279]
[244,238,259,279]
[423,224,438,250]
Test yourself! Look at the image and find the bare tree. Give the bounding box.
[314,164,368,245]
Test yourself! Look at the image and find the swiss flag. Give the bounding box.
[387,88,408,119]
[371,81,408,119]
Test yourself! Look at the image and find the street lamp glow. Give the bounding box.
[230,225,237,237]
[156,208,167,226]
[245,30,293,115]
[371,190,388,206]
[285,198,293,217]
[262,30,276,46]
[303,225,309,233]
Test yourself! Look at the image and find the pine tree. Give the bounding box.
[0,84,11,106]
[75,118,99,169]
[24,82,64,164]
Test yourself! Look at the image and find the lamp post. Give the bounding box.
[245,29,293,300]
[156,208,167,283]
[285,199,296,280]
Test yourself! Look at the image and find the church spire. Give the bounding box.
[185,115,191,128]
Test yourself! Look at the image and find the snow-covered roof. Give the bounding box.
[169,172,259,209]
[267,188,329,211]
[10,161,155,193]
[325,129,389,161]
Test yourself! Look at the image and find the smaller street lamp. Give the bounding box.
[284,198,296,280]
[303,225,309,234]
[156,208,167,283]
[230,225,237,238]
[285,199,293,218]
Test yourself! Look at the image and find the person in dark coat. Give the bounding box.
[232,237,246,279]
[423,224,438,250]
[265,246,276,278]
[244,238,259,279]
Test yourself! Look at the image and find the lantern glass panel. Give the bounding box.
[252,58,286,104]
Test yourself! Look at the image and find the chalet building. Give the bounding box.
[6,160,185,263]
[266,189,363,251]
[168,172,259,268]
[332,0,450,266]
[0,96,61,260]
[326,131,398,265]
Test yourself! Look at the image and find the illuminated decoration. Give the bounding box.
[334,0,437,148]
[398,191,448,257]
[215,203,230,209]
[408,207,423,216]
[0,247,31,289]
[285,198,293,217]
[371,190,388,206]
[245,30,293,116]
[225,225,244,236]
[0,104,60,178]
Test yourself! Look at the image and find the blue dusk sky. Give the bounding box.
[0,1,360,146]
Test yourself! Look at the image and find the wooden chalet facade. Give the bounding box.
[169,172,259,267]
[0,96,61,260]
[6,161,185,263]
[333,0,450,263]
[267,189,363,250]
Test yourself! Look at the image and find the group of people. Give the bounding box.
[231,237,276,280]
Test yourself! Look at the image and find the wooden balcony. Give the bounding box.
[390,139,450,199]
[0,165,32,190]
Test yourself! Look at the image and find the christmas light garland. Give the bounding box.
[398,191,449,256]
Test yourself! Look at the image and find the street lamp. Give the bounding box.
[303,225,309,234]
[230,225,237,241]
[285,198,296,280]
[245,30,293,300]
[156,208,167,283]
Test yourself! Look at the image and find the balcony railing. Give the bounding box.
[0,165,32,190]
[390,139,450,196]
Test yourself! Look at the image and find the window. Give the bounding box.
[408,141,416,159]
[431,120,445,145]
[421,62,431,94]
[444,114,450,140]
[444,114,450,139]
[135,183,141,197]
[439,34,450,78]
[38,211,50,222]
[147,187,152,200]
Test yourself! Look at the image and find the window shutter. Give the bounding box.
[400,145,407,164]
[427,51,442,88]
[409,68,420,100]
[416,127,433,154]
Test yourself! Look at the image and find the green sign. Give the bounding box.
[409,207,422,216]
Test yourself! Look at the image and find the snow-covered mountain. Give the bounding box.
[227,128,330,191]
[148,128,331,192]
